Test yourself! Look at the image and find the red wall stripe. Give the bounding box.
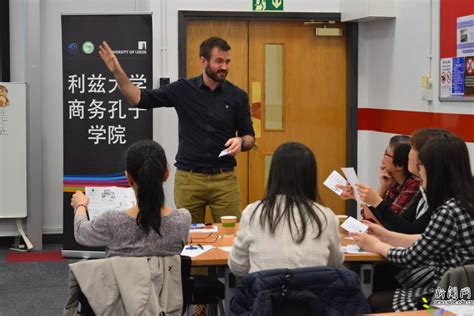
[358,108,474,142]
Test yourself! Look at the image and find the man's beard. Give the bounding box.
[205,64,228,82]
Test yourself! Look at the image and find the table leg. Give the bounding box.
[359,263,374,298]
[224,268,237,315]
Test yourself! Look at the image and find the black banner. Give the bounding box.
[62,15,152,254]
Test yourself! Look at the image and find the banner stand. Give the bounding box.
[61,14,153,258]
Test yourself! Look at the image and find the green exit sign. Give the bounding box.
[253,0,284,11]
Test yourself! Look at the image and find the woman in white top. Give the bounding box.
[228,142,344,276]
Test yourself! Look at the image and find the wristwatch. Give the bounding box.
[240,136,245,151]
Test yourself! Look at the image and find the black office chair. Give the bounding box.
[181,255,194,314]
[77,290,95,315]
[181,256,225,316]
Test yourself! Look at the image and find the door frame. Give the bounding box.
[178,11,359,218]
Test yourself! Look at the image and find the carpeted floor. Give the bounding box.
[0,243,78,316]
[0,261,74,315]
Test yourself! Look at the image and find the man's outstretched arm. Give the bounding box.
[98,41,141,106]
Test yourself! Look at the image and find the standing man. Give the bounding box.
[99,37,255,223]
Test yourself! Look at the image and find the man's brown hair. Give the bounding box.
[199,37,231,60]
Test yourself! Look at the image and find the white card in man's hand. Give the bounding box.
[323,170,347,195]
[340,216,368,233]
[218,149,230,157]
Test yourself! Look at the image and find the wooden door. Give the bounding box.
[186,19,347,216]
[248,21,347,214]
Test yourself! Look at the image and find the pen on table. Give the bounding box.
[197,243,204,250]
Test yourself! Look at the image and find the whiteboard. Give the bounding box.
[0,82,27,218]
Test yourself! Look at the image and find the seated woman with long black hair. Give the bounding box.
[354,134,474,312]
[71,140,191,257]
[228,142,344,276]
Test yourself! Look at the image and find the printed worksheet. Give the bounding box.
[85,186,136,220]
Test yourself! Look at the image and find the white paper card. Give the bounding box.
[341,167,363,207]
[218,149,230,157]
[218,246,233,253]
[340,216,368,233]
[85,186,137,220]
[323,170,347,195]
[181,245,213,257]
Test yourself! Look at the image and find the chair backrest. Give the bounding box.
[67,256,184,315]
[433,264,474,303]
[180,255,193,314]
[269,289,327,316]
[230,266,371,316]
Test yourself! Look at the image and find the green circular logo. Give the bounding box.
[82,41,95,54]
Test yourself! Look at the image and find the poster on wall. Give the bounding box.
[439,0,474,100]
[0,83,27,219]
[61,15,152,256]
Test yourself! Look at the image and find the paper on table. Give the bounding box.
[218,246,232,253]
[433,304,474,314]
[190,223,205,229]
[340,216,368,233]
[323,170,347,196]
[218,149,230,157]
[343,244,370,254]
[341,167,364,208]
[189,225,218,233]
[181,245,214,257]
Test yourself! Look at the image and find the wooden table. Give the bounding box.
[189,224,384,266]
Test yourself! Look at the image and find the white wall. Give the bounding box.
[357,0,474,189]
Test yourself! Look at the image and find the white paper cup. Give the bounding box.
[220,215,237,235]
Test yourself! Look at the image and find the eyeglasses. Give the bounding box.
[384,150,394,158]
